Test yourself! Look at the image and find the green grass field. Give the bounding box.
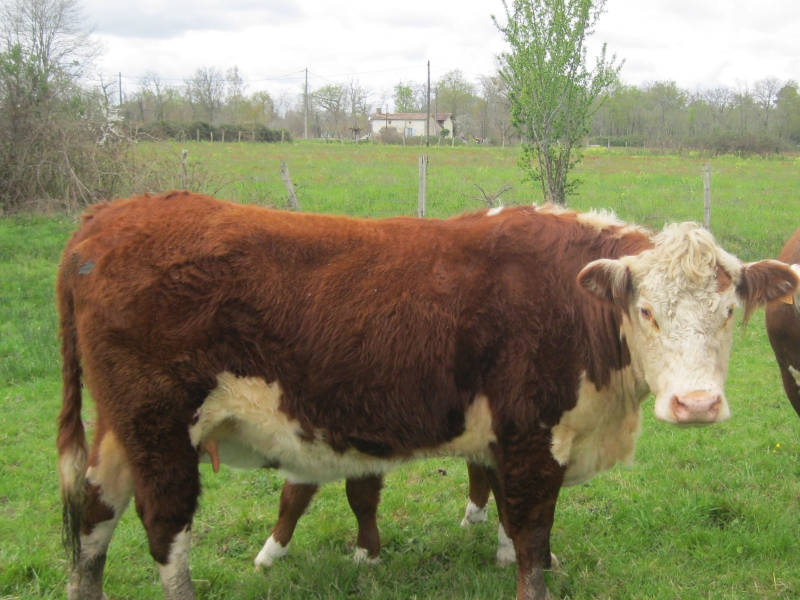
[2,143,800,599]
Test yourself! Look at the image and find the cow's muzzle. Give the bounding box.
[669,391,724,424]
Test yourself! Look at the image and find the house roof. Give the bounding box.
[368,112,452,122]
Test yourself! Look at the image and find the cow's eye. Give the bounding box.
[726,308,735,320]
[640,307,658,329]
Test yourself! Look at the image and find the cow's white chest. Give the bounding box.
[189,372,495,484]
[550,368,647,487]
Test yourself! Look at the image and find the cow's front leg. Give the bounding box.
[492,429,565,600]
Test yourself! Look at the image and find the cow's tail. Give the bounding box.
[56,276,88,567]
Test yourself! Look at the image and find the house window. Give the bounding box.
[405,127,414,137]
[388,120,392,124]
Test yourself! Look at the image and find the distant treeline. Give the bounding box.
[589,79,800,154]
[122,68,800,155]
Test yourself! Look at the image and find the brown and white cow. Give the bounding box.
[766,227,800,416]
[57,192,797,600]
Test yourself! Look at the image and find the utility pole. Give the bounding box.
[426,61,431,147]
[118,72,122,107]
[304,68,308,140]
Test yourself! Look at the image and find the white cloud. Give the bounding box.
[85,0,800,99]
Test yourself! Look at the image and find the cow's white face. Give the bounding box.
[579,223,798,426]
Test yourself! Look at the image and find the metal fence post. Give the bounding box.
[418,155,428,218]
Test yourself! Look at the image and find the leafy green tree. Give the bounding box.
[393,81,416,112]
[436,70,475,137]
[776,81,800,143]
[312,83,346,133]
[494,0,621,204]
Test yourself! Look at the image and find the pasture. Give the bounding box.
[2,143,800,599]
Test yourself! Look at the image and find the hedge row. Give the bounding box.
[132,121,291,143]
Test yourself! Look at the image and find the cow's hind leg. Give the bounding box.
[255,480,320,570]
[461,461,491,526]
[68,426,134,600]
[130,420,200,600]
[346,475,383,564]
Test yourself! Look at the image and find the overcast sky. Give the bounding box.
[83,0,800,106]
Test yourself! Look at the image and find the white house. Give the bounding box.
[368,109,453,138]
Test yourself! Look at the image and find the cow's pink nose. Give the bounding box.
[670,392,722,422]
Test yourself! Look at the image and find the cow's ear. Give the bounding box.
[578,259,633,310]
[737,260,800,324]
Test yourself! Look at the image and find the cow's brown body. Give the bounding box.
[766,227,800,416]
[57,192,797,600]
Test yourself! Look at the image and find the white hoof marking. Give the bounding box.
[254,535,288,569]
[460,501,489,527]
[353,547,380,565]
[496,523,516,566]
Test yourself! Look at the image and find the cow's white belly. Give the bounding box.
[551,368,648,487]
[190,372,496,484]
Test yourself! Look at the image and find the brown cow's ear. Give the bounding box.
[578,259,633,310]
[737,260,800,324]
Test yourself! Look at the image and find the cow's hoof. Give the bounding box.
[254,535,289,571]
[460,501,489,527]
[353,548,381,565]
[496,545,516,567]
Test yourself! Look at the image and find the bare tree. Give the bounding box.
[0,0,120,211]
[753,76,782,132]
[703,85,735,132]
[346,78,372,137]
[184,67,226,123]
[225,65,247,125]
[141,71,176,121]
[0,0,100,85]
[480,73,512,144]
[272,88,293,118]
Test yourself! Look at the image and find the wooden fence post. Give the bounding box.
[196,129,199,143]
[280,161,300,211]
[180,150,188,190]
[418,155,428,218]
[702,163,711,230]
[210,132,214,143]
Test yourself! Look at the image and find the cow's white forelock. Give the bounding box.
[650,223,742,287]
